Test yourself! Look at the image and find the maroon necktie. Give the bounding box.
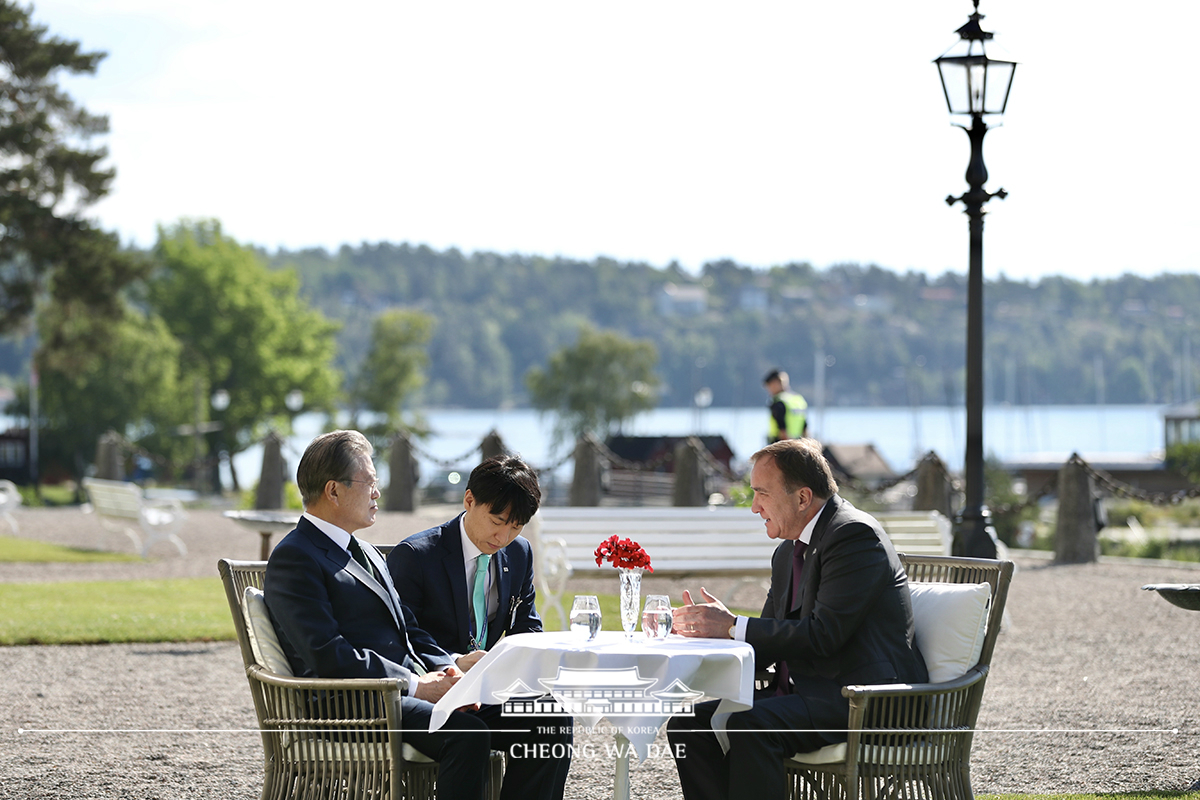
[775,540,808,695]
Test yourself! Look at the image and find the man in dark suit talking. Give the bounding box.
[667,437,927,800]
[263,430,492,800]
[387,454,572,800]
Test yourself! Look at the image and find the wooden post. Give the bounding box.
[569,436,602,507]
[94,430,124,481]
[1054,454,1099,564]
[913,452,955,519]
[672,439,707,507]
[255,431,286,510]
[386,432,419,512]
[481,430,506,461]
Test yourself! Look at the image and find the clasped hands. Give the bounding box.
[412,649,489,709]
[672,587,736,639]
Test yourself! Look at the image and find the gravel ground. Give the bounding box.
[4,505,1200,797]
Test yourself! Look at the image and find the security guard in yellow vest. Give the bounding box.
[763,369,808,443]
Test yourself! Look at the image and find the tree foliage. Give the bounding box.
[352,308,433,429]
[0,2,142,334]
[525,325,660,446]
[1167,442,1200,485]
[31,300,190,481]
[148,220,341,458]
[268,244,1200,412]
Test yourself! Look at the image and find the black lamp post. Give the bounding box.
[934,1,1016,558]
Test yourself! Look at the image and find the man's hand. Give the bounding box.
[456,650,487,672]
[412,669,461,703]
[672,587,736,638]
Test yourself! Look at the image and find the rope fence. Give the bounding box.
[91,428,1200,511]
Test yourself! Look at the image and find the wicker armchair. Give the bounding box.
[219,558,502,800]
[786,554,1014,800]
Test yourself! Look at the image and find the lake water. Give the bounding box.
[230,404,1169,488]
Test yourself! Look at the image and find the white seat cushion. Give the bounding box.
[791,742,847,765]
[908,582,991,683]
[791,741,954,767]
[790,581,991,765]
[242,586,294,676]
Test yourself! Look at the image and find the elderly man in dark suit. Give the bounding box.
[387,454,572,800]
[667,438,927,800]
[264,430,492,800]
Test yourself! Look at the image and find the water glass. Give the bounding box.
[642,595,672,640]
[569,595,602,641]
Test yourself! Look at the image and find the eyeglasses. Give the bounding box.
[342,478,379,493]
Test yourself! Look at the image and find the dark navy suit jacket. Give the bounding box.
[264,516,454,682]
[745,495,927,732]
[387,513,542,654]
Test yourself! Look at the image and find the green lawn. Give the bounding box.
[0,534,139,563]
[0,578,233,644]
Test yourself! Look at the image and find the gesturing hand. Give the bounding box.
[672,587,736,638]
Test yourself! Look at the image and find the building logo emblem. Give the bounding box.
[498,666,704,717]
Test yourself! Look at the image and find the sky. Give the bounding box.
[30,0,1200,282]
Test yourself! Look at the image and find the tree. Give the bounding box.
[148,220,341,487]
[30,300,191,484]
[352,308,434,429]
[1167,442,1200,485]
[525,325,660,446]
[0,2,142,334]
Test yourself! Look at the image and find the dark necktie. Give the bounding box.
[348,535,374,578]
[776,540,809,696]
[789,541,808,612]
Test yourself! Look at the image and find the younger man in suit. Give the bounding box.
[388,454,572,800]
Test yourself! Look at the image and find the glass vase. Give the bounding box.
[618,567,643,640]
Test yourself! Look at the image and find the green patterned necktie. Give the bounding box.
[471,553,491,649]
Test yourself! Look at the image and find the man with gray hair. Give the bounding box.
[264,430,493,800]
[667,437,927,800]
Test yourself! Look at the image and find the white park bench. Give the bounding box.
[526,506,951,628]
[81,477,189,557]
[0,479,21,535]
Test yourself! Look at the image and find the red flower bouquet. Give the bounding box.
[594,535,653,572]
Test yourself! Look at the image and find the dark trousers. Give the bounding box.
[401,698,572,800]
[666,693,846,800]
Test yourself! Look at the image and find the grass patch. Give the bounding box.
[0,534,140,563]
[1100,537,1200,563]
[0,578,233,645]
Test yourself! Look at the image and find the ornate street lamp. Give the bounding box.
[934,1,1017,558]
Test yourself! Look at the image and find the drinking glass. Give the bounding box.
[569,595,602,641]
[642,595,672,640]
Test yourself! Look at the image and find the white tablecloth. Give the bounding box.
[430,631,755,760]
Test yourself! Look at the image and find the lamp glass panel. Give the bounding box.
[983,60,1016,114]
[937,60,971,114]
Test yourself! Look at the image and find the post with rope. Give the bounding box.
[913,451,955,519]
[1055,453,1099,564]
[569,434,602,507]
[255,431,286,510]
[672,438,707,507]
[386,430,419,512]
[94,430,124,481]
